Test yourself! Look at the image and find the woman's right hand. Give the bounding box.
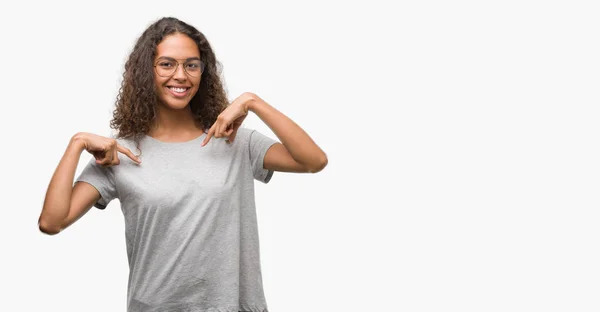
[74,132,141,166]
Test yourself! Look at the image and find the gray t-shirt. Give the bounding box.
[75,127,277,312]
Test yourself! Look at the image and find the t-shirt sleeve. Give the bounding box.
[248,129,278,184]
[74,157,118,210]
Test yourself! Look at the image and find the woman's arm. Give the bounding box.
[201,92,328,173]
[38,133,139,234]
[38,134,100,235]
[247,93,328,173]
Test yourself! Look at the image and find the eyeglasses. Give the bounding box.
[154,57,205,78]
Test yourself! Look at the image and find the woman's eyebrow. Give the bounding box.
[156,56,201,61]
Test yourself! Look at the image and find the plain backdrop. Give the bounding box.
[1,0,599,311]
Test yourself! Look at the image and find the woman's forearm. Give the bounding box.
[247,94,327,170]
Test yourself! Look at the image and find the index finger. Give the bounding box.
[202,125,215,147]
[117,144,141,164]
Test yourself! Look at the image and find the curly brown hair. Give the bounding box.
[109,17,228,156]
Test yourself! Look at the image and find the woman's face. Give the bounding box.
[153,33,202,110]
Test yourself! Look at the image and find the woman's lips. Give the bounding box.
[166,86,190,98]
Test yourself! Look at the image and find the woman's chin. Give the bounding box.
[159,98,191,110]
[168,103,190,110]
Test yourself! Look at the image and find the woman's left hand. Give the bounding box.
[201,92,254,146]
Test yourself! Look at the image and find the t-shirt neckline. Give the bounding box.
[144,132,206,146]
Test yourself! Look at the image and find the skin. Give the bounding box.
[38,32,327,235]
[149,34,328,175]
[202,92,329,173]
[148,33,205,142]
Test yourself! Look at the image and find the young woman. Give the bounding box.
[38,17,327,312]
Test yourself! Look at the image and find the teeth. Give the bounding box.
[169,87,187,93]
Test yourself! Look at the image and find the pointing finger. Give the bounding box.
[117,143,141,164]
[202,125,215,146]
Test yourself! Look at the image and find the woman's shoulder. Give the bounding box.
[236,126,268,139]
[108,135,142,154]
[235,127,272,145]
[236,127,253,137]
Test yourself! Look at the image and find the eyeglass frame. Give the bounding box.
[153,56,206,78]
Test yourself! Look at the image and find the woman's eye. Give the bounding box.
[187,63,199,68]
[159,62,174,67]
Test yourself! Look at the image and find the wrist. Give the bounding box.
[70,133,87,152]
[245,97,255,113]
[246,96,262,113]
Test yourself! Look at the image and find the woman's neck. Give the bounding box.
[147,105,205,140]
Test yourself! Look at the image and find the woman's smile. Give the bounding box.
[166,86,191,98]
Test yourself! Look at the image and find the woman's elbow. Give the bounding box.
[38,218,61,235]
[308,154,328,173]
